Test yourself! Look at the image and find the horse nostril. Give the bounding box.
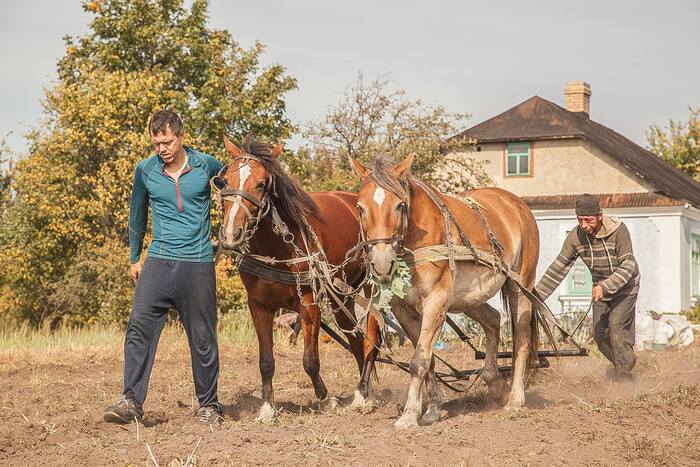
[233,228,243,242]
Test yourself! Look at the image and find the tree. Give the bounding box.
[0,138,12,217]
[289,73,490,193]
[647,107,700,179]
[0,0,297,327]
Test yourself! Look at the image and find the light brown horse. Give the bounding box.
[216,135,381,421]
[350,155,540,429]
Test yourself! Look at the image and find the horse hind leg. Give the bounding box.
[349,314,382,410]
[464,304,509,404]
[333,298,381,411]
[298,293,337,412]
[504,281,534,411]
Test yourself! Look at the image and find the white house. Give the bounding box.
[452,82,700,315]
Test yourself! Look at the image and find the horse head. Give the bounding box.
[350,154,414,283]
[214,135,283,250]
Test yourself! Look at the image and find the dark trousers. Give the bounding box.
[122,257,220,411]
[592,293,637,375]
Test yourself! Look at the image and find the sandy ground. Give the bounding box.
[1,329,699,466]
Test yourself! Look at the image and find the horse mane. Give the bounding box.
[240,134,322,229]
[367,155,413,206]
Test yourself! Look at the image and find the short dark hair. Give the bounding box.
[149,109,184,136]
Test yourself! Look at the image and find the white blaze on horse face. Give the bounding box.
[224,162,251,241]
[373,187,386,207]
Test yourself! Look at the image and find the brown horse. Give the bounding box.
[350,155,540,429]
[216,135,381,421]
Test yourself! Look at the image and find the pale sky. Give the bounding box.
[1,0,699,155]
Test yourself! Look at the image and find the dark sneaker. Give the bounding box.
[196,405,223,425]
[103,396,143,424]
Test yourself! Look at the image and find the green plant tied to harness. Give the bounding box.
[366,260,412,313]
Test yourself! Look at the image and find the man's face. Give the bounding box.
[151,125,183,164]
[577,214,602,235]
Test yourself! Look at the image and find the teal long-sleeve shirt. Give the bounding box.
[128,147,224,263]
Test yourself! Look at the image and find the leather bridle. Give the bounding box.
[211,154,275,249]
[358,182,410,258]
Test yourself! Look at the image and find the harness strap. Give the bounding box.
[237,255,311,286]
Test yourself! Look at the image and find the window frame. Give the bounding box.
[504,142,532,177]
[565,257,593,296]
[692,233,700,298]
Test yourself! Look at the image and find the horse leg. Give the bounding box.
[341,310,381,410]
[505,282,533,410]
[332,299,377,409]
[420,355,443,425]
[249,300,277,423]
[464,304,509,404]
[298,293,336,411]
[395,296,448,429]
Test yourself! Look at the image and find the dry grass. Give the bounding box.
[0,311,259,358]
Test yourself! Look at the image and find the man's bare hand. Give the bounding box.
[592,285,604,302]
[130,262,142,283]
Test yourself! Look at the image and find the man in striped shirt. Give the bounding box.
[535,194,640,379]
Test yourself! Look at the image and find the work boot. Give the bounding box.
[103,395,143,424]
[605,366,634,382]
[196,405,223,425]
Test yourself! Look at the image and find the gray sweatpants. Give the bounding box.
[122,257,220,411]
[592,293,637,375]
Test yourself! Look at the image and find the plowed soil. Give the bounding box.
[1,329,699,466]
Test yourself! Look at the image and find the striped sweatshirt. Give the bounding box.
[535,216,640,301]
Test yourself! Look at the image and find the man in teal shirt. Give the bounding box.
[104,110,225,425]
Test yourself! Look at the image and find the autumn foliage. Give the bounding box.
[0,0,296,327]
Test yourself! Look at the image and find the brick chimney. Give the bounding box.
[564,81,591,116]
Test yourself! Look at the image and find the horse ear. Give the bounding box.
[349,157,369,180]
[271,142,284,158]
[391,154,414,178]
[223,136,242,157]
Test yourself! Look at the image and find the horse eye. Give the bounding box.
[256,181,266,192]
[357,205,365,215]
[396,202,406,211]
[213,177,226,190]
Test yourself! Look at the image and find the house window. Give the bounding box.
[692,234,700,297]
[565,258,592,296]
[505,142,530,176]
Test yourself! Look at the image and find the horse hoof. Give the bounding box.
[255,402,276,423]
[420,405,441,425]
[350,389,373,413]
[395,414,419,430]
[350,389,367,410]
[504,400,524,412]
[317,396,339,412]
[487,380,510,405]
